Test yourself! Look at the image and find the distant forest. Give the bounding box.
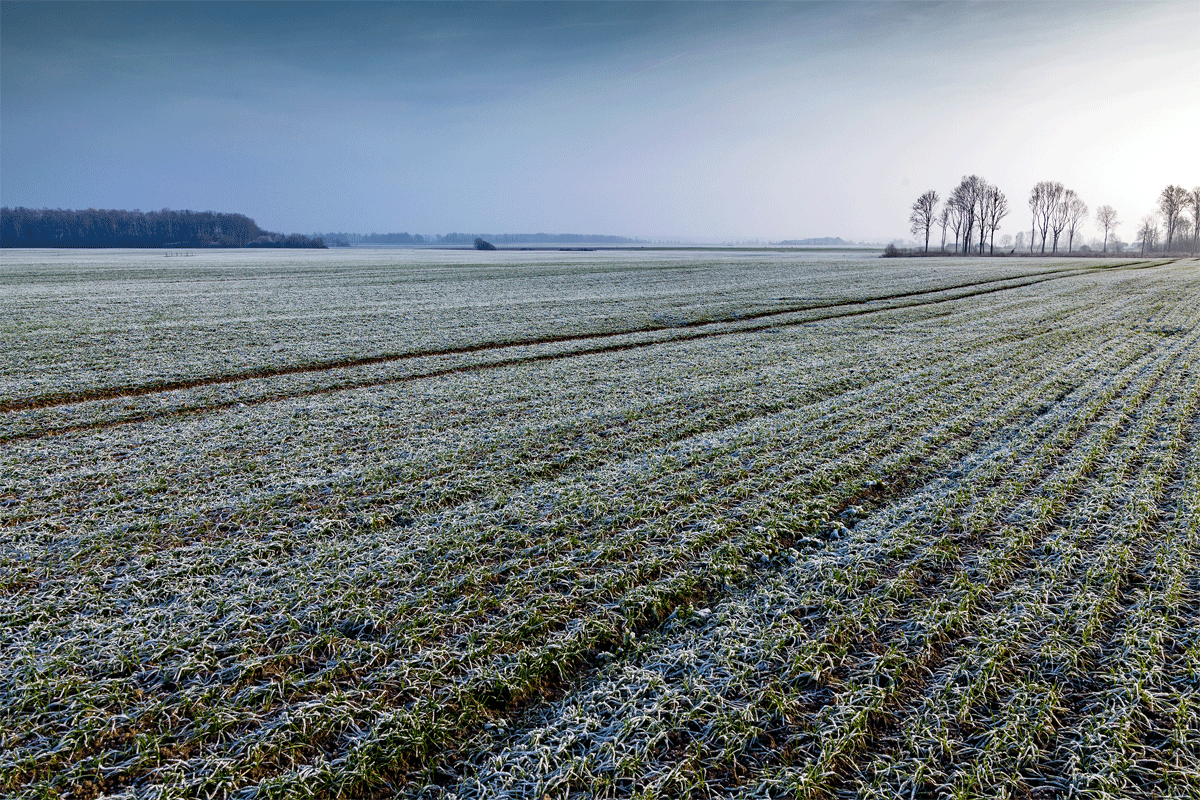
[1,208,326,248]
[318,231,645,246]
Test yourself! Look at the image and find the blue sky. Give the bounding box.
[2,1,1196,241]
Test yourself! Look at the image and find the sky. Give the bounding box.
[2,1,1197,242]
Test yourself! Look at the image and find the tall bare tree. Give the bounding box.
[1138,216,1158,255]
[1027,185,1040,253]
[1188,187,1200,254]
[1048,188,1071,254]
[1064,191,1087,253]
[1158,184,1187,252]
[909,190,939,254]
[983,185,1009,254]
[938,206,951,253]
[948,203,964,253]
[950,175,988,255]
[1177,219,1194,252]
[972,176,990,254]
[1094,205,1119,253]
[1030,181,1063,254]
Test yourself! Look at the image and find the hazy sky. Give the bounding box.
[2,1,1196,241]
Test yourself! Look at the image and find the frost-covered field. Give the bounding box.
[2,250,1197,799]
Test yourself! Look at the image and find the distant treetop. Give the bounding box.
[1,207,325,248]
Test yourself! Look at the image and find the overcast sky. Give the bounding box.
[2,1,1196,242]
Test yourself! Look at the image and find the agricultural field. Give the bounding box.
[1,249,1198,799]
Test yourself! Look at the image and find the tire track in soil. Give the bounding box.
[0,317,1055,546]
[0,263,1158,429]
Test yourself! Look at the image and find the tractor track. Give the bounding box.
[0,262,1163,443]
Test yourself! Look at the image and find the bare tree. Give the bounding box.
[984,185,1009,254]
[1138,216,1159,255]
[1158,184,1187,252]
[974,183,987,255]
[1177,218,1194,252]
[1064,191,1087,253]
[1030,181,1063,254]
[938,206,951,253]
[1027,185,1040,253]
[1189,187,1200,254]
[949,175,989,255]
[909,190,939,254]
[948,203,964,253]
[1049,188,1071,254]
[1094,205,1119,253]
[950,180,972,254]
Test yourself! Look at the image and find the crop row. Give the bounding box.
[429,280,1200,798]
[1,257,1196,798]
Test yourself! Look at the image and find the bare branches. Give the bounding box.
[1030,181,1064,254]
[906,179,1197,257]
[1048,187,1071,254]
[909,190,939,254]
[1064,191,1088,254]
[1158,185,1187,252]
[1138,216,1159,255]
[1095,205,1119,253]
[1191,187,1200,254]
[950,175,990,255]
[983,185,1009,255]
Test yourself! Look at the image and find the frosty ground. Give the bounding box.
[2,249,1197,798]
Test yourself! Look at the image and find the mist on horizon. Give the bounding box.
[2,1,1196,243]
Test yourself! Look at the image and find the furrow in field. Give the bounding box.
[8,259,1170,444]
[1034,375,1200,800]
[5,260,1174,445]
[0,343,1024,793]
[2,264,1106,415]
[0,260,1156,557]
[265,335,1123,796]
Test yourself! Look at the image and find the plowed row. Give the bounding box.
[1,253,1196,799]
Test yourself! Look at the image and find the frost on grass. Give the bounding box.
[1,253,1197,798]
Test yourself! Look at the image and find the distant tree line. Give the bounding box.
[777,237,852,246]
[906,180,1199,256]
[319,232,429,245]
[1,208,326,248]
[317,231,645,246]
